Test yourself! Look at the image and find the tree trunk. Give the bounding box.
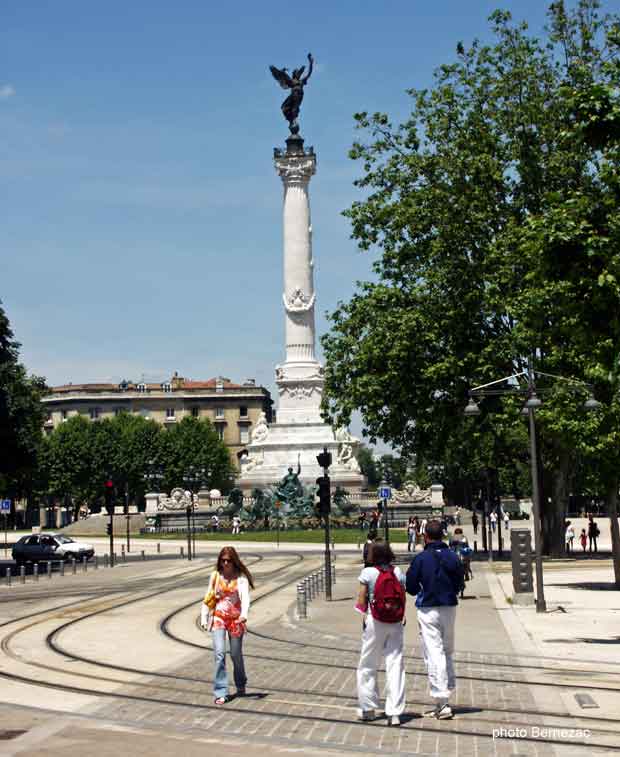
[606,479,620,588]
[542,451,571,557]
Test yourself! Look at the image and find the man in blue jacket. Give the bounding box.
[406,519,464,720]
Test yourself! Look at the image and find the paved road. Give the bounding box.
[0,550,618,755]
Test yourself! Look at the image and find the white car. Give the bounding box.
[12,534,95,564]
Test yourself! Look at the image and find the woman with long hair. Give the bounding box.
[200,546,254,704]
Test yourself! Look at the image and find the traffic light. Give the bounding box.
[316,475,331,515]
[104,479,114,514]
[106,522,112,536]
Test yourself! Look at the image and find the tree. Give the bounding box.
[356,446,381,488]
[321,1,620,557]
[0,300,47,512]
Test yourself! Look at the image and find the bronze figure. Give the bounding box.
[269,53,314,134]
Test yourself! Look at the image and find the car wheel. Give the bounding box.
[63,552,75,562]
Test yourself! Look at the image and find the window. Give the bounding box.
[114,407,124,416]
[215,407,225,419]
[191,407,200,418]
[166,408,175,419]
[137,383,146,393]
[216,378,224,393]
[217,425,224,441]
[162,382,172,393]
[240,427,249,444]
[61,409,68,420]
[89,407,100,420]
[239,405,248,418]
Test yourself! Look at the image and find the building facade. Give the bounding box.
[41,374,273,468]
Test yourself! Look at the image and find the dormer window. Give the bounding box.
[119,380,128,391]
[216,378,224,393]
[162,382,172,393]
[137,383,146,393]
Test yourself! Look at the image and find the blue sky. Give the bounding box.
[1,1,609,444]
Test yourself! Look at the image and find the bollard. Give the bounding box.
[60,560,65,576]
[157,542,161,554]
[72,559,77,575]
[180,546,184,558]
[304,576,312,601]
[141,550,145,561]
[103,554,109,568]
[313,572,319,597]
[83,558,87,573]
[5,567,11,586]
[331,562,336,585]
[308,575,315,600]
[318,567,324,593]
[33,564,39,582]
[20,565,25,584]
[297,583,307,619]
[94,556,99,570]
[113,553,117,565]
[47,560,52,579]
[474,540,478,553]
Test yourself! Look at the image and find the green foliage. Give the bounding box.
[321,1,620,557]
[0,300,47,499]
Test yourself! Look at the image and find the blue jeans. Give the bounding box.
[212,628,247,698]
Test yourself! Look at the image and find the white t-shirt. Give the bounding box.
[358,565,406,604]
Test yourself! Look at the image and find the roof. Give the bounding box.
[47,376,263,395]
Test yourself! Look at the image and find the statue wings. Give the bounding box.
[269,65,294,90]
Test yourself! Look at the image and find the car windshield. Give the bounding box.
[56,535,75,544]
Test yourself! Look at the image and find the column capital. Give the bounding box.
[274,150,316,184]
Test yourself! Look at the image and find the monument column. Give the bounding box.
[274,137,323,424]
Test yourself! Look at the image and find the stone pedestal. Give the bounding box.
[430,484,445,509]
[145,492,160,514]
[238,137,365,493]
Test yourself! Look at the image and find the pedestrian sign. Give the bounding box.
[0,499,11,513]
[379,487,391,500]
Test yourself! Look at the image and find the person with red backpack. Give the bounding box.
[406,519,464,720]
[354,541,407,726]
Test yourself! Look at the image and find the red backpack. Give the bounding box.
[370,566,406,623]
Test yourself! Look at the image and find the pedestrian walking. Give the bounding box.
[503,511,510,531]
[490,511,497,533]
[201,547,254,705]
[588,516,600,553]
[355,541,406,726]
[211,514,220,533]
[579,529,588,552]
[363,531,379,567]
[407,517,416,553]
[359,511,367,532]
[420,518,427,538]
[565,521,575,553]
[406,520,464,720]
[231,515,241,535]
[471,512,479,536]
[455,506,461,526]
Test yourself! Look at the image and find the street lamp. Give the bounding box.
[465,357,600,613]
[184,466,206,561]
[143,461,164,539]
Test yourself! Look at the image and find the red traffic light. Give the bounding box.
[105,480,114,488]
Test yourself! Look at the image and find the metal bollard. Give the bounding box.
[82,558,87,573]
[474,540,478,553]
[72,559,77,575]
[33,564,39,581]
[6,567,11,586]
[141,550,145,560]
[304,576,312,601]
[313,572,319,597]
[180,546,184,558]
[331,563,336,585]
[103,554,109,568]
[94,556,99,570]
[20,565,25,584]
[297,582,307,619]
[318,568,324,593]
[47,560,53,579]
[60,560,65,576]
[157,542,161,554]
[308,575,315,600]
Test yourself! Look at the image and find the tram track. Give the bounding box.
[0,551,619,753]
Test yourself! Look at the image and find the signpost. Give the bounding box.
[378,485,391,543]
[1,499,11,556]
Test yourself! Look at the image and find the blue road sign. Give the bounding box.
[379,487,391,500]
[0,499,11,513]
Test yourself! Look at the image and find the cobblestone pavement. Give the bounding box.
[91,560,617,756]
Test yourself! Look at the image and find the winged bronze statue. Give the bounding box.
[269,53,314,134]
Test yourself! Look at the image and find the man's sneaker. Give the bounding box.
[436,704,453,719]
[423,705,440,718]
[388,715,401,727]
[358,709,375,721]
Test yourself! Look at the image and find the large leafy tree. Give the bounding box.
[0,300,47,512]
[321,1,620,558]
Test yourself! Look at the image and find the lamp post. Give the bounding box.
[316,447,333,601]
[143,460,164,537]
[184,466,206,562]
[464,358,601,613]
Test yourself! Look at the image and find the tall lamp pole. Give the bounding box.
[464,360,601,613]
[317,447,333,601]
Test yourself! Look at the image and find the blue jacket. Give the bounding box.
[406,541,465,608]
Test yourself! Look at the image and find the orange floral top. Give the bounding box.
[212,574,246,637]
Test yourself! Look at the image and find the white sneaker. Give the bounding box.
[436,704,453,719]
[358,709,375,721]
[388,715,400,727]
[423,705,440,718]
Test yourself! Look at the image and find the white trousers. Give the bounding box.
[356,615,405,716]
[416,605,456,702]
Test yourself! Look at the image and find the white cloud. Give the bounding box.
[0,84,16,99]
